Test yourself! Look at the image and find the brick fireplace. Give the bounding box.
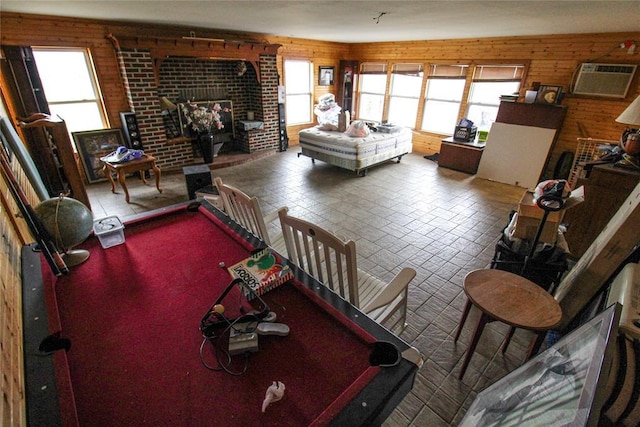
[114,41,280,171]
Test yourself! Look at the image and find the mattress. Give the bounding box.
[298,126,413,174]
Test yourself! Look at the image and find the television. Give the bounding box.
[459,303,621,427]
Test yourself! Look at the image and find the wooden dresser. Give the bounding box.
[563,163,640,259]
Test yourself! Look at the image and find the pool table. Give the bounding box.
[22,200,420,426]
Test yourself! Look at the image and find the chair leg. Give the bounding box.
[458,312,490,380]
[454,300,472,342]
[502,326,516,354]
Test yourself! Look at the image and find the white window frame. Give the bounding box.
[465,64,525,127]
[357,62,387,122]
[283,59,313,125]
[421,64,468,134]
[32,47,108,136]
[387,63,423,128]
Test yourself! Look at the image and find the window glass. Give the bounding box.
[387,65,423,127]
[33,48,107,135]
[388,97,419,127]
[465,64,524,127]
[284,60,312,125]
[466,81,520,127]
[421,78,465,134]
[357,63,387,121]
[49,103,106,132]
[358,91,384,122]
[360,73,386,93]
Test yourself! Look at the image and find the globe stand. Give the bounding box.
[62,248,90,267]
[34,196,94,270]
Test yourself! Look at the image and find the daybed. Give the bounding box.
[298,126,413,176]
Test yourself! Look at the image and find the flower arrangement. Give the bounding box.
[180,101,230,134]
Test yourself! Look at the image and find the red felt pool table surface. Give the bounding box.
[22,201,419,426]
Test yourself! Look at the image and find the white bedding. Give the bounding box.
[298,126,413,175]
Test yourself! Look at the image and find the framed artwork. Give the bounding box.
[319,66,334,86]
[535,85,562,104]
[459,303,621,427]
[73,128,125,183]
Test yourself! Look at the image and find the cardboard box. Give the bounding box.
[555,181,640,330]
[512,215,561,244]
[512,187,584,244]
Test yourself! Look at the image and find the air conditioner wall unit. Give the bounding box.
[572,63,637,98]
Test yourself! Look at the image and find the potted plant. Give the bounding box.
[180,101,230,163]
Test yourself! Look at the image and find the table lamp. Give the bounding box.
[615,94,640,156]
[160,96,177,112]
[160,96,181,137]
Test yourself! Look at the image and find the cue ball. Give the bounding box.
[219,261,225,268]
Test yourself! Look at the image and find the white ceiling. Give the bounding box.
[2,1,639,43]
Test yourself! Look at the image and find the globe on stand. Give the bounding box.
[34,196,94,267]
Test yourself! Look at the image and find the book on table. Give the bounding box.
[228,247,293,300]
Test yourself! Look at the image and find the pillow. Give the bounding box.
[345,120,370,137]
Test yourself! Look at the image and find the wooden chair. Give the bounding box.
[213,177,285,253]
[277,207,415,334]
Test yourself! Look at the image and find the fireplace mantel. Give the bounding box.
[107,34,281,84]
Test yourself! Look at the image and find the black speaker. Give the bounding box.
[183,165,212,200]
[120,111,143,150]
[278,103,289,152]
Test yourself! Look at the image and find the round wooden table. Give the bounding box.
[454,269,562,379]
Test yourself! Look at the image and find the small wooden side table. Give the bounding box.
[454,269,562,379]
[102,155,162,203]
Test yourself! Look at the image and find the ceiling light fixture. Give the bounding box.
[373,12,387,24]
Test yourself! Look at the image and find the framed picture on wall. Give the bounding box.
[535,85,562,104]
[73,129,125,183]
[319,66,334,86]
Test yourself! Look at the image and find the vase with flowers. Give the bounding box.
[180,101,231,163]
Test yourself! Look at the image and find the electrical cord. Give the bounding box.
[199,314,259,376]
[198,278,288,376]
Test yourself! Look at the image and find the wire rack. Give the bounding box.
[567,138,618,189]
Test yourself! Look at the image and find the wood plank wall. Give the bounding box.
[1,156,40,427]
[2,13,638,164]
[347,33,640,177]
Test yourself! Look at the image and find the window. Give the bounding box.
[387,63,423,128]
[32,48,107,134]
[284,60,313,125]
[358,63,387,122]
[421,65,468,134]
[466,65,524,129]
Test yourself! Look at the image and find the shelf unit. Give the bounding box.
[337,60,358,115]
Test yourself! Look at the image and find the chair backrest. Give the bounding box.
[214,177,271,245]
[277,207,359,307]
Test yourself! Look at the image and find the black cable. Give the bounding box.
[197,278,288,375]
[199,315,258,376]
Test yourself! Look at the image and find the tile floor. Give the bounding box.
[87,149,536,426]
